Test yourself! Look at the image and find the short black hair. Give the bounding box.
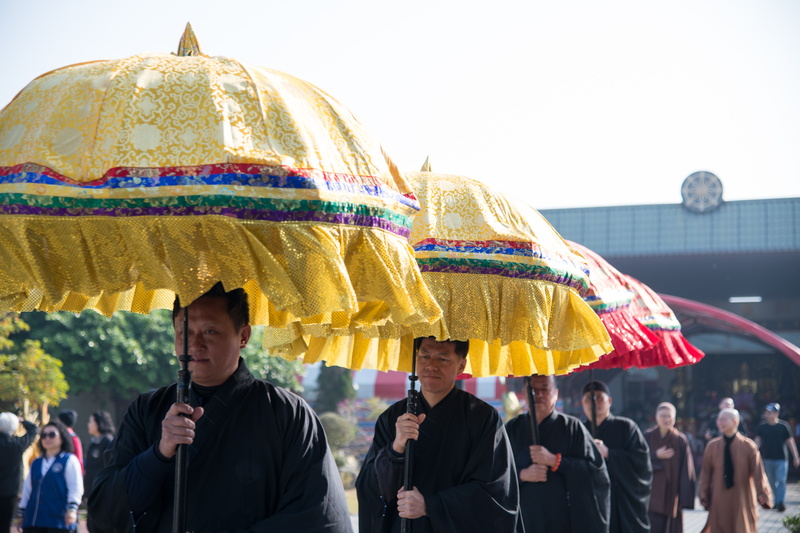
[582,380,611,397]
[415,337,469,358]
[91,410,116,435]
[172,282,250,330]
[37,419,74,455]
[58,409,77,428]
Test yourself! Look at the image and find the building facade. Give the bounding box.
[536,175,800,442]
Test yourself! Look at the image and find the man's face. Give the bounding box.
[416,338,466,396]
[174,296,251,387]
[766,410,779,423]
[529,375,558,420]
[582,390,612,422]
[719,398,734,410]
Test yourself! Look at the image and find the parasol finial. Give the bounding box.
[420,156,432,172]
[176,22,204,57]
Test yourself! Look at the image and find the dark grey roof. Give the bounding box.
[538,197,800,257]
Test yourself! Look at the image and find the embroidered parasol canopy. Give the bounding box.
[0,25,442,333]
[271,170,614,377]
[567,241,661,369]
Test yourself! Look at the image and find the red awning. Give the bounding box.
[659,294,800,367]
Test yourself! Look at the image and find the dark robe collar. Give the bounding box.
[187,358,254,454]
[539,408,559,430]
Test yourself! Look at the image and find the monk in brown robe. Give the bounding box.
[698,408,771,533]
[644,402,695,533]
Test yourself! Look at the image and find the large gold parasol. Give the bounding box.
[0,25,441,333]
[272,170,613,377]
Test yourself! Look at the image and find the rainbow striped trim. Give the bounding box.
[414,238,589,294]
[0,163,417,237]
[639,314,682,332]
[584,288,635,313]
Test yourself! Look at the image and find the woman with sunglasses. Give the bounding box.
[17,419,83,532]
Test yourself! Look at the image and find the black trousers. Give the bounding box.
[0,495,17,533]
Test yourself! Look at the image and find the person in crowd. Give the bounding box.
[644,402,695,533]
[704,397,747,441]
[0,413,38,532]
[582,380,652,533]
[356,337,522,532]
[17,419,83,531]
[83,411,115,505]
[58,410,84,474]
[506,374,610,532]
[755,403,800,512]
[699,408,770,532]
[88,282,352,532]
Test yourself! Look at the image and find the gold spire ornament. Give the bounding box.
[420,156,432,172]
[176,22,204,57]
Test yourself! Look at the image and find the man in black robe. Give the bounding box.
[582,380,652,533]
[88,283,351,532]
[506,374,610,532]
[356,337,521,533]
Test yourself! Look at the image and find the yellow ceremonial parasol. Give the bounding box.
[0,24,441,332]
[272,168,613,377]
[0,24,443,532]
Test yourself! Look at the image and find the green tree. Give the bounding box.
[0,314,69,417]
[241,327,304,392]
[18,310,177,415]
[314,365,355,413]
[16,311,305,414]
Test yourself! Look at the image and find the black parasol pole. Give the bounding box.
[589,369,597,438]
[401,341,420,533]
[526,378,540,445]
[173,305,191,533]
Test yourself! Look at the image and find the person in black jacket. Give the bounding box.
[0,412,38,532]
[83,410,115,513]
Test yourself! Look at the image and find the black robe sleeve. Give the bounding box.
[356,390,521,533]
[594,416,652,533]
[506,412,610,533]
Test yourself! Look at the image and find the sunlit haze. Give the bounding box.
[2,0,798,209]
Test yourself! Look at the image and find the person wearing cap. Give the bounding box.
[506,374,611,532]
[699,408,771,532]
[582,380,652,533]
[755,403,800,512]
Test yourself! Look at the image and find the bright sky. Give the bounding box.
[1,0,798,209]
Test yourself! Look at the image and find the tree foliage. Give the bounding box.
[15,310,305,411]
[241,327,304,392]
[318,411,357,451]
[314,364,356,413]
[18,310,177,405]
[0,314,69,414]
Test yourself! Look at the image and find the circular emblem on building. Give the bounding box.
[681,171,723,213]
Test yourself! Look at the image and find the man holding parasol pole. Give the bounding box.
[88,283,352,532]
[356,336,522,533]
[506,374,611,532]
